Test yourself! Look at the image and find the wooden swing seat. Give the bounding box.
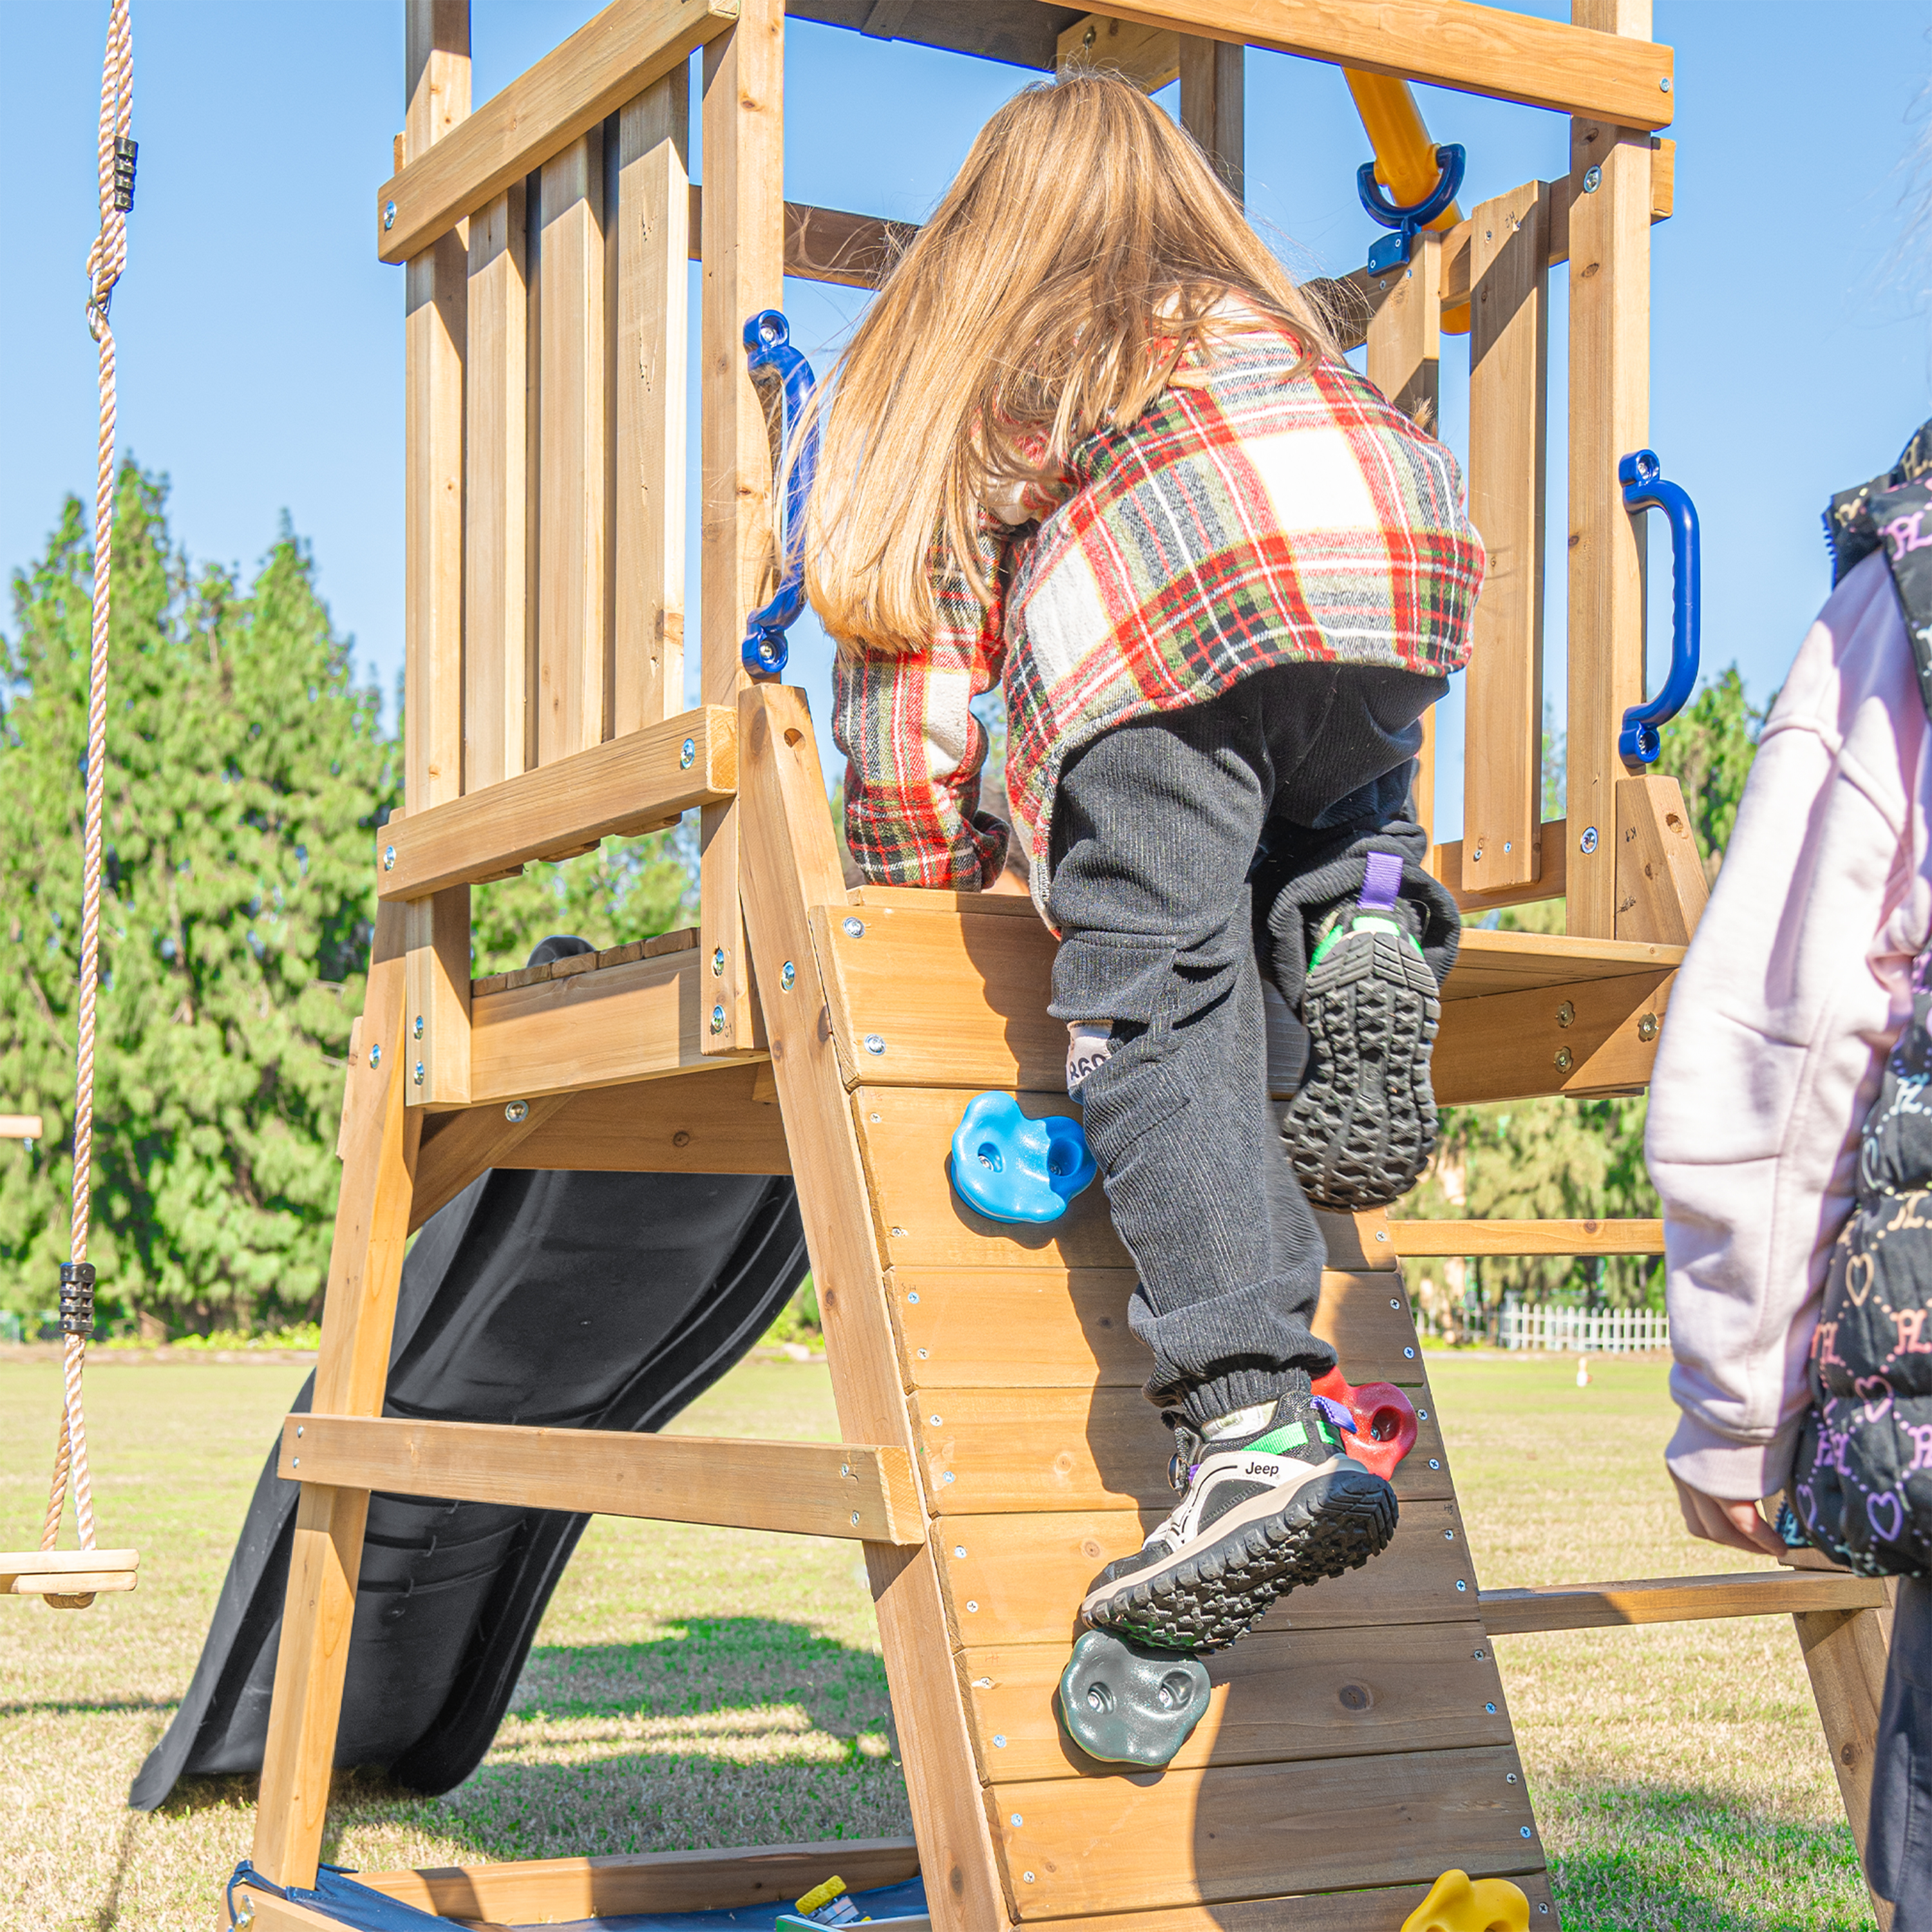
[1,1547,139,1600]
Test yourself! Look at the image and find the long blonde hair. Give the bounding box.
[804,71,1337,654]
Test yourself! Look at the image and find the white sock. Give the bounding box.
[1202,1400,1276,1442]
[1065,1021,1116,1094]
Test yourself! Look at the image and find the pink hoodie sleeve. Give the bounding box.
[1648,551,1932,1500]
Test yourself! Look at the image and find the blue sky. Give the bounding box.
[3,2,1930,840]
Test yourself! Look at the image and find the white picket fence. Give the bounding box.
[1497,1302,1671,1354]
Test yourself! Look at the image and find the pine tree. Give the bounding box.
[0,468,394,1334]
[470,828,696,978]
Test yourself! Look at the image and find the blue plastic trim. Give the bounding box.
[1616,448,1701,765]
[740,310,821,679]
[1356,144,1465,278]
[949,1092,1096,1226]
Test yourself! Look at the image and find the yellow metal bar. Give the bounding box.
[1344,70,1470,333]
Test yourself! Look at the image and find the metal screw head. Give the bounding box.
[1472,848,1483,862]
[1659,73,1671,91]
[1010,1813,1023,1827]
[1486,1701,1498,1714]
[1022,1871,1036,1884]
[1582,163,1602,193]
[296,1425,303,1437]
[1404,1345,1416,1359]
[383,844,395,870]
[413,1060,424,1086]
[413,1015,424,1039]
[368,1044,381,1069]
[1456,1578,1468,1591]
[851,1511,860,1526]
[994,1734,1007,1747]
[1555,1045,1575,1073]
[1580,825,1600,855]
[1428,1458,1441,1470]
[236,1897,256,1930]
[781,960,796,990]
[842,916,865,938]
[954,1545,966,1558]
[711,946,725,976]
[1508,1772,1520,1784]
[680,737,696,769]
[1637,1011,1660,1043]
[1520,1826,1533,1839]
[710,1004,726,1034]
[504,1100,529,1123]
[1557,1001,1575,1028]
[863,1033,886,1055]
[382,200,396,232]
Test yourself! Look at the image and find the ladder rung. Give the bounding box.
[279,1416,922,1546]
[375,709,735,902]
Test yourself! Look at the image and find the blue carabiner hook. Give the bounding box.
[740,310,820,679]
[1617,449,1701,766]
[1357,144,1465,278]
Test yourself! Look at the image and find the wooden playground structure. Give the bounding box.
[224,2,1900,1926]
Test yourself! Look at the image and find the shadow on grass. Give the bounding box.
[164,1619,907,1867]
[1546,1782,1875,1932]
[1,1696,178,1717]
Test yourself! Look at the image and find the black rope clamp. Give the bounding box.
[113,137,138,213]
[60,1263,97,1338]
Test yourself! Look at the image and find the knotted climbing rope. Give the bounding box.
[37,0,137,1611]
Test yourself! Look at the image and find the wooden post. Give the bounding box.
[1463,180,1549,896]
[404,0,473,1108]
[614,73,691,734]
[1565,0,1652,938]
[1179,36,1242,199]
[1365,232,1441,848]
[1614,772,1707,943]
[1795,1596,1898,1929]
[252,905,421,1886]
[699,0,782,1056]
[536,129,611,764]
[463,180,529,792]
[735,684,1009,1932]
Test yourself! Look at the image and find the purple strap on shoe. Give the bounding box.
[1359,850,1404,913]
[1314,1394,1358,1433]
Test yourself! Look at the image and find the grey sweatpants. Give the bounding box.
[1872,1575,1932,1925]
[1046,663,1450,1430]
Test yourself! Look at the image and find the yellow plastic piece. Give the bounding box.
[794,1875,849,1916]
[1401,1868,1531,1932]
[1343,70,1472,336]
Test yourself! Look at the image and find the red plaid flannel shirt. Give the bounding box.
[831,326,1483,908]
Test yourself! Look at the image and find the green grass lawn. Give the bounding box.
[0,1352,1879,1931]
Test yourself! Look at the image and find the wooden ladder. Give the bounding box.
[240,4,1899,1928]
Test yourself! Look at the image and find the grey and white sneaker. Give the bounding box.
[1079,1386,1397,1653]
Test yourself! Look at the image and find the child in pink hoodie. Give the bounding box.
[1648,425,1932,1922]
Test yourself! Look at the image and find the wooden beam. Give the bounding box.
[465,943,711,1108]
[376,0,739,263]
[1566,0,1654,938]
[279,1414,922,1545]
[1179,36,1243,198]
[735,685,1010,1932]
[1387,1218,1662,1257]
[376,708,735,900]
[1615,772,1709,944]
[495,1063,791,1174]
[408,1092,570,1229]
[463,182,529,792]
[1462,180,1549,897]
[253,902,419,1889]
[1434,818,1567,912]
[536,128,611,764]
[1795,1596,1898,1918]
[404,882,472,1106]
[1480,1569,1887,1636]
[357,1839,922,1922]
[698,0,782,1056]
[614,75,690,733]
[1057,14,1182,88]
[1433,968,1672,1106]
[1075,0,1674,129]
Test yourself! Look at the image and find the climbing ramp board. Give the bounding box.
[732,687,1557,1929]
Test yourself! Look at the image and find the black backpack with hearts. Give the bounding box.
[1789,423,1932,1579]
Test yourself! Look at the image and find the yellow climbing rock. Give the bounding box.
[1400,1869,1531,1932]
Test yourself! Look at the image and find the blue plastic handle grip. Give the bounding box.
[1356,144,1465,278]
[1616,448,1701,765]
[740,310,821,679]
